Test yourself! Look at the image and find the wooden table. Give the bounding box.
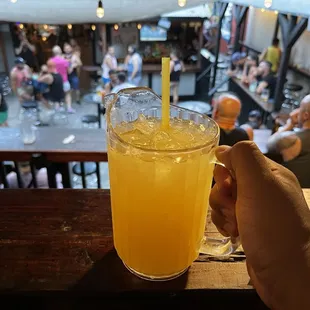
[0,127,107,162]
[229,77,274,125]
[0,189,274,308]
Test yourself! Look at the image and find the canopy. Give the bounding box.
[0,0,211,24]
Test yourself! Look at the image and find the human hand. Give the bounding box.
[289,108,300,126]
[210,141,310,310]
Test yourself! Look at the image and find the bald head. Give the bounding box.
[47,59,56,72]
[213,93,241,121]
[298,94,310,127]
[52,45,62,56]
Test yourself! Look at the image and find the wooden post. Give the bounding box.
[274,14,308,111]
[211,2,228,89]
[100,24,107,55]
[233,5,248,53]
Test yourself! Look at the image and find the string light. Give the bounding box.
[264,0,272,8]
[42,36,47,42]
[178,0,186,7]
[67,24,72,30]
[274,10,278,15]
[137,23,142,30]
[96,0,104,18]
[114,24,119,31]
[261,8,265,12]
[91,24,96,31]
[10,0,18,3]
[43,24,48,30]
[19,24,24,29]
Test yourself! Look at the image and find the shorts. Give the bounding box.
[102,77,110,85]
[0,111,8,125]
[68,75,79,90]
[63,81,71,93]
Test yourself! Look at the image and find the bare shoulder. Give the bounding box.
[267,131,299,152]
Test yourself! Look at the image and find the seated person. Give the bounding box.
[267,95,310,188]
[227,52,247,77]
[212,92,253,146]
[37,60,65,105]
[241,53,259,85]
[104,70,119,94]
[111,72,136,93]
[247,110,263,129]
[5,162,62,188]
[255,61,277,100]
[10,57,33,103]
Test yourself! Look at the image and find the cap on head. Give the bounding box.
[231,52,246,64]
[15,57,25,65]
[52,45,62,56]
[214,93,242,120]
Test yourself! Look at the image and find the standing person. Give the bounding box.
[50,45,74,113]
[69,39,81,58]
[37,59,65,107]
[102,46,117,85]
[260,38,281,73]
[170,51,185,105]
[63,42,82,104]
[212,93,253,145]
[0,83,8,127]
[125,45,142,86]
[10,57,32,103]
[15,32,37,71]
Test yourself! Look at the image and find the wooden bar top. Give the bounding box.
[2,189,308,308]
[231,77,274,113]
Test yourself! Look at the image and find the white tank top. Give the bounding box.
[102,54,117,79]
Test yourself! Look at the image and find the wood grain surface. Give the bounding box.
[0,189,250,292]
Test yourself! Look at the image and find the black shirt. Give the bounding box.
[170,60,182,82]
[47,73,64,103]
[219,127,249,146]
[284,130,310,188]
[19,47,36,69]
[261,74,277,99]
[0,85,8,113]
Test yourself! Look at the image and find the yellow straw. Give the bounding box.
[161,57,170,130]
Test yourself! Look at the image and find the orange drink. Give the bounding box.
[107,107,219,280]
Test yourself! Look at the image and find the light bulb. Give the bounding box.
[67,24,72,30]
[96,0,104,18]
[261,8,265,12]
[91,24,96,31]
[274,10,278,15]
[19,24,24,29]
[137,23,142,30]
[43,24,48,30]
[264,0,272,8]
[114,24,119,31]
[10,0,18,3]
[42,36,47,42]
[178,0,186,7]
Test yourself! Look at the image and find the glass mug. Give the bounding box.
[105,88,239,281]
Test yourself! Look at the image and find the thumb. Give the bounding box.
[215,141,271,191]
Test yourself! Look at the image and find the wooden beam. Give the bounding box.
[211,2,229,88]
[274,14,308,111]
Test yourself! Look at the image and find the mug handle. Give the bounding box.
[199,156,241,257]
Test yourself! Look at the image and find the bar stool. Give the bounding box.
[81,115,99,128]
[282,83,303,110]
[72,162,98,189]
